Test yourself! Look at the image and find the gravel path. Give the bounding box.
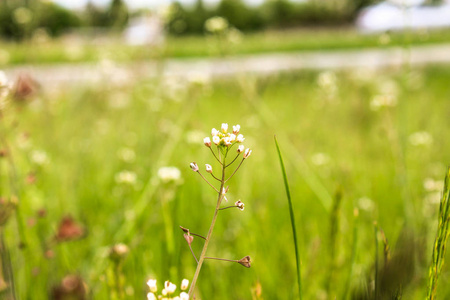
[4,43,450,85]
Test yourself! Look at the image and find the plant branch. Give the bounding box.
[225,158,244,183]
[209,147,221,164]
[196,171,219,193]
[225,153,241,168]
[219,205,238,211]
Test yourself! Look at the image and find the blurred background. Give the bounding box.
[2,0,450,299]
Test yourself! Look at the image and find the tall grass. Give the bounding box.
[427,167,450,299]
[274,136,302,300]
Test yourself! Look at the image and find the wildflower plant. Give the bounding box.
[182,123,252,298]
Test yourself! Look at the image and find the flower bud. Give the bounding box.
[232,124,240,134]
[236,134,245,142]
[237,145,244,153]
[211,128,219,136]
[235,200,245,211]
[180,279,189,291]
[147,292,156,300]
[203,137,211,147]
[183,233,194,245]
[238,256,251,268]
[147,279,157,293]
[221,123,228,133]
[180,292,189,300]
[205,164,213,173]
[212,136,220,145]
[190,162,199,172]
[243,148,252,159]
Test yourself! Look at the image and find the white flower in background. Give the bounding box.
[158,166,181,183]
[205,16,229,34]
[236,134,245,143]
[311,153,331,166]
[185,130,204,145]
[180,279,189,291]
[115,170,137,185]
[370,94,397,111]
[205,164,213,173]
[317,71,337,89]
[0,71,8,87]
[147,292,156,300]
[237,145,244,153]
[117,147,135,163]
[211,128,219,136]
[147,279,157,293]
[212,136,220,145]
[409,131,433,146]
[423,178,444,192]
[358,197,375,211]
[30,150,49,165]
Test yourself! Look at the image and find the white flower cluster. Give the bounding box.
[203,123,252,158]
[146,279,189,300]
[204,16,229,34]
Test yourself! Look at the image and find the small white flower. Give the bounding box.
[180,292,189,300]
[205,164,213,173]
[211,128,219,136]
[213,136,220,145]
[243,148,252,159]
[164,281,176,294]
[233,125,240,134]
[115,170,137,185]
[236,134,245,143]
[147,279,157,293]
[237,145,244,153]
[180,279,189,291]
[30,150,49,165]
[162,289,167,296]
[117,147,135,163]
[221,123,228,133]
[235,200,245,211]
[158,166,181,183]
[204,137,211,147]
[229,134,236,142]
[409,131,433,146]
[147,292,156,300]
[223,137,232,146]
[190,162,199,172]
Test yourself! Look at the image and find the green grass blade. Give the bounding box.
[274,135,302,300]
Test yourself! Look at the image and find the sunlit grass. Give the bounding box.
[1,66,450,298]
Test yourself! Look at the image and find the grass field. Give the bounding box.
[1,27,450,66]
[2,63,450,299]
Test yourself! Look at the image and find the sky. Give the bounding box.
[52,0,271,10]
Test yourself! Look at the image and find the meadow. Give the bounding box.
[1,27,450,66]
[1,60,450,299]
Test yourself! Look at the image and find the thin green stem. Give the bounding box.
[209,147,221,164]
[196,171,219,193]
[209,172,221,182]
[188,154,227,298]
[225,158,244,183]
[188,243,199,263]
[225,153,241,168]
[204,257,237,263]
[219,205,238,211]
